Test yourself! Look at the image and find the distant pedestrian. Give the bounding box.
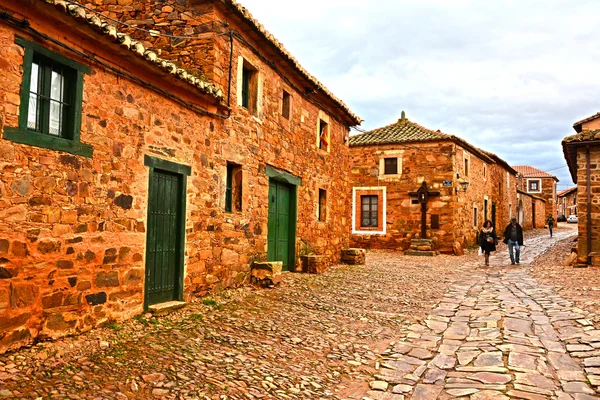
[546,214,555,237]
[503,217,524,265]
[478,220,497,266]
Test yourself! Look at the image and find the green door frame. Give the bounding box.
[143,155,191,309]
[265,166,301,271]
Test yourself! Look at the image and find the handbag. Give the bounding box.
[478,247,483,256]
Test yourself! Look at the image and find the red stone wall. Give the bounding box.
[516,193,546,231]
[349,141,456,251]
[574,146,600,263]
[349,141,523,251]
[518,176,557,213]
[0,2,352,352]
[558,190,577,216]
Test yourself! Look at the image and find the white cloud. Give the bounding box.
[238,0,600,187]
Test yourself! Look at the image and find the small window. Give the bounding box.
[483,164,487,178]
[3,37,92,157]
[473,207,478,227]
[318,119,329,151]
[240,61,258,115]
[464,158,469,177]
[431,214,439,229]
[528,180,540,192]
[384,158,398,175]
[225,163,242,213]
[361,195,378,227]
[318,189,326,221]
[282,90,291,119]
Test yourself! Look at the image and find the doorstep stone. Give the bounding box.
[341,248,366,265]
[251,261,282,286]
[148,301,187,316]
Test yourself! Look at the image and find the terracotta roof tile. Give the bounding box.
[513,165,558,180]
[573,112,600,130]
[349,118,447,146]
[225,0,360,124]
[42,0,225,102]
[562,130,600,183]
[557,186,577,197]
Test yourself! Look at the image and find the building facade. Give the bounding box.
[557,187,578,217]
[563,113,600,265]
[348,116,520,252]
[514,166,558,215]
[0,0,359,353]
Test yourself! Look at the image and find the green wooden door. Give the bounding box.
[146,170,183,305]
[267,180,293,270]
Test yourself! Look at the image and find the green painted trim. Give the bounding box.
[290,185,298,269]
[143,166,154,311]
[265,165,302,186]
[144,155,192,176]
[177,174,187,302]
[17,47,33,131]
[71,70,85,142]
[15,36,91,73]
[3,127,93,157]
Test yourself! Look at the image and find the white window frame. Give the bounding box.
[352,186,386,235]
[378,150,403,179]
[527,178,542,193]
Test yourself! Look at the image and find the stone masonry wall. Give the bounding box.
[349,141,456,252]
[488,164,519,231]
[0,2,351,353]
[575,146,600,263]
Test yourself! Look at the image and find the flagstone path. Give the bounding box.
[366,229,600,399]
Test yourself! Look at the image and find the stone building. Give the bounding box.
[563,112,600,265]
[558,187,578,218]
[348,115,519,252]
[514,165,558,215]
[0,0,359,352]
[516,191,547,230]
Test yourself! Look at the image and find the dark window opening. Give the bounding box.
[318,189,326,221]
[384,157,398,175]
[241,62,258,114]
[528,180,539,191]
[361,195,378,227]
[473,207,478,227]
[318,119,329,150]
[431,214,440,229]
[28,53,76,139]
[464,158,469,177]
[282,90,291,119]
[225,163,242,213]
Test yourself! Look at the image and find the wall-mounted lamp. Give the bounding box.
[455,180,470,194]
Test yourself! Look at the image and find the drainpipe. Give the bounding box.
[587,145,592,264]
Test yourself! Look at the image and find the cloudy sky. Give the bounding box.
[239,0,600,189]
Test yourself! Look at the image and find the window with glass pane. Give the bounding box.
[384,158,398,175]
[361,195,378,227]
[27,53,75,139]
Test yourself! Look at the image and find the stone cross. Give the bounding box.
[408,181,440,239]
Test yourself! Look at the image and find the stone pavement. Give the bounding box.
[367,228,600,399]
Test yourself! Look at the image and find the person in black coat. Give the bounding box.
[503,217,524,265]
[478,220,497,266]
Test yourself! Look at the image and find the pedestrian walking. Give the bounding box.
[546,214,555,238]
[503,217,524,265]
[478,220,497,266]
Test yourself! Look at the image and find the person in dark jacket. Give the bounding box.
[478,220,497,266]
[503,217,524,265]
[546,214,555,237]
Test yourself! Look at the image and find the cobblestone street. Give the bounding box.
[2,226,599,400]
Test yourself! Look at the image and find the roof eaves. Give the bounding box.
[222,0,361,125]
[573,112,600,132]
[44,0,225,103]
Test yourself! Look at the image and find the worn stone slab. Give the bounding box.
[473,351,503,367]
[467,372,512,384]
[411,384,443,400]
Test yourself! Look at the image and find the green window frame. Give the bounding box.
[225,164,234,213]
[3,36,92,157]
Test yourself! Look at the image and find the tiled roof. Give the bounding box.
[558,186,577,197]
[349,116,496,163]
[478,149,518,175]
[224,0,361,125]
[562,129,600,183]
[573,112,600,131]
[41,0,224,102]
[513,166,558,180]
[349,117,448,146]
